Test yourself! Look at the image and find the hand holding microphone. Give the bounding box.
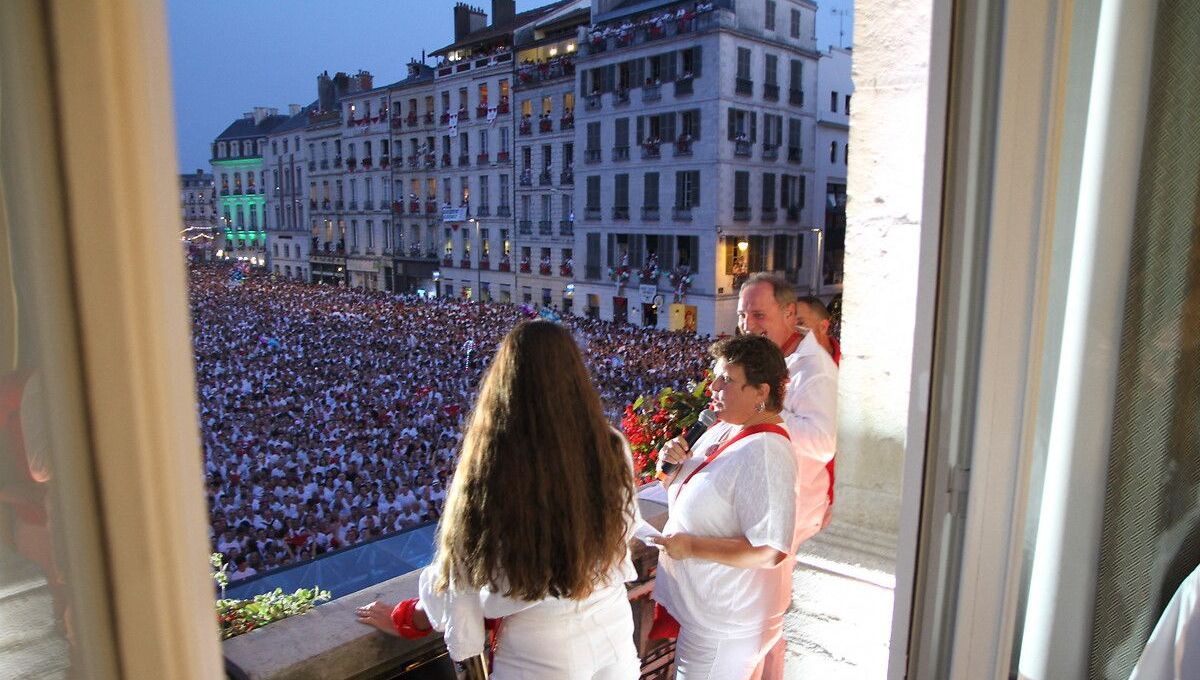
[656,409,717,480]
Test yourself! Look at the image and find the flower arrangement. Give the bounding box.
[211,553,330,640]
[620,375,712,484]
[608,265,632,283]
[640,253,660,283]
[669,265,693,301]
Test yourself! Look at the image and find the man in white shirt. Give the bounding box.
[737,272,839,680]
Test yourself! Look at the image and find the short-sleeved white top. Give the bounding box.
[653,421,799,639]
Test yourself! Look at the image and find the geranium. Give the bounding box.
[620,375,711,484]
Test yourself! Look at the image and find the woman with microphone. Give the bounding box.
[652,334,798,679]
[356,320,641,679]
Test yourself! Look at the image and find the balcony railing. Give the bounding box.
[788,147,802,163]
[560,114,575,130]
[789,88,805,106]
[584,148,602,163]
[673,206,693,221]
[585,94,602,111]
[612,206,630,220]
[363,200,374,210]
[407,155,420,168]
[734,140,752,157]
[475,205,491,216]
[519,171,532,186]
[539,170,552,186]
[559,220,574,236]
[477,152,490,165]
[640,144,661,160]
[334,156,343,168]
[335,200,344,210]
[735,77,753,95]
[675,77,694,96]
[497,100,510,114]
[409,200,421,213]
[476,105,489,118]
[674,137,693,157]
[320,159,329,169]
[425,200,438,213]
[497,151,510,163]
[762,144,779,161]
[787,206,800,222]
[733,206,751,221]
[763,83,780,101]
[582,7,722,56]
[519,119,532,136]
[642,206,660,221]
[612,146,630,161]
[424,112,435,125]
[348,200,358,211]
[346,157,358,169]
[497,205,511,217]
[642,83,661,102]
[560,170,574,185]
[586,264,601,280]
[539,118,553,133]
[614,89,631,106]
[538,220,553,235]
[458,155,470,167]
[307,161,316,171]
[585,207,601,220]
[761,207,777,221]
[406,113,418,127]
[518,219,532,235]
[441,154,453,168]
[361,157,372,169]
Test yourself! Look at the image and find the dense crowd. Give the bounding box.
[191,265,709,580]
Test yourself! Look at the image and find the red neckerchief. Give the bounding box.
[780,331,803,357]
[676,422,791,491]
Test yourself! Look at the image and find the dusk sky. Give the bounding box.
[167,0,854,172]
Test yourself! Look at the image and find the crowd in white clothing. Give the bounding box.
[190,265,709,579]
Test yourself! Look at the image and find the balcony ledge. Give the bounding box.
[222,498,670,680]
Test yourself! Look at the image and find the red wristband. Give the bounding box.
[389,598,431,639]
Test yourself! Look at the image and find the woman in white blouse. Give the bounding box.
[356,320,640,679]
[653,334,798,679]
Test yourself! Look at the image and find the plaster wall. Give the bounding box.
[833,0,931,552]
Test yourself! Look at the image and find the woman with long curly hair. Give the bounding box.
[357,320,640,679]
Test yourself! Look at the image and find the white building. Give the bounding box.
[425,0,576,303]
[511,0,589,311]
[385,61,439,294]
[179,169,216,260]
[304,71,360,285]
[210,107,289,264]
[572,0,823,335]
[337,75,394,290]
[264,104,314,281]
[814,46,851,296]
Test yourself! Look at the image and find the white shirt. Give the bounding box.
[1131,565,1200,680]
[654,422,798,638]
[783,331,839,545]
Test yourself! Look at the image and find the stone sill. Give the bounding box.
[223,496,669,680]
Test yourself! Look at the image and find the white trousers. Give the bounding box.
[491,589,640,680]
[674,624,783,680]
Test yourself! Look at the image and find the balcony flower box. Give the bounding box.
[442,256,453,266]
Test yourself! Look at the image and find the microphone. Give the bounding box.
[661,409,717,475]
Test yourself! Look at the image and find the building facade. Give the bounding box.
[814,46,851,296]
[179,169,216,261]
[572,0,822,334]
[264,104,313,281]
[210,107,289,264]
[305,72,354,285]
[511,0,588,311]
[385,62,439,294]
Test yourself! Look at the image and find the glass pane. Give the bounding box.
[0,2,119,676]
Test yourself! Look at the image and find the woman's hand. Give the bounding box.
[651,532,694,560]
[656,435,691,484]
[355,600,432,635]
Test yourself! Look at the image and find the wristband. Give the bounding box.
[389,598,431,639]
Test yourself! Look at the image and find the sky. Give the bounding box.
[168,0,854,172]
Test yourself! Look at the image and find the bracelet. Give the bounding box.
[389,598,431,639]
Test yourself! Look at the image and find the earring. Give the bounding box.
[755,402,765,413]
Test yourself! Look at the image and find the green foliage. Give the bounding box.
[211,553,331,640]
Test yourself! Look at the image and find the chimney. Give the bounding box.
[252,107,271,124]
[354,70,374,92]
[454,3,488,39]
[317,72,334,111]
[289,104,302,116]
[332,72,351,100]
[492,0,515,26]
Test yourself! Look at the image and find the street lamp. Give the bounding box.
[432,269,441,299]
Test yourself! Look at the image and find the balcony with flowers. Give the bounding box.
[581,1,725,56]
[538,255,552,276]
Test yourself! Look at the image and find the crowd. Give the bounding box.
[190,265,709,579]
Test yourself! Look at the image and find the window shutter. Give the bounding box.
[692,47,702,78]
[636,116,644,144]
[727,108,736,140]
[693,110,701,139]
[750,112,758,142]
[605,65,616,92]
[662,113,676,142]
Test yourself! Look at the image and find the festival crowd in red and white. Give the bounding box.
[190,266,708,580]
